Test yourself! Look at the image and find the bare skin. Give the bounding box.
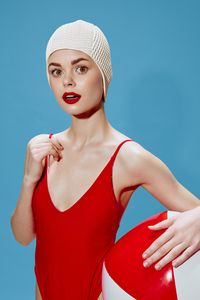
[11,48,200,299]
[35,126,140,300]
[35,283,42,300]
[46,128,140,213]
[35,125,200,299]
[46,48,200,272]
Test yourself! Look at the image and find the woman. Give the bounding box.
[10,20,200,300]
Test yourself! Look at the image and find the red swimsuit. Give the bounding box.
[31,135,141,299]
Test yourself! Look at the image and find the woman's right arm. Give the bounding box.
[10,177,38,246]
[10,134,64,246]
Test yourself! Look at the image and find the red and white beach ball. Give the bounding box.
[102,211,200,300]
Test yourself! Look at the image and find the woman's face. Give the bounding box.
[47,49,104,117]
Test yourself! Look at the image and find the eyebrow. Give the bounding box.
[48,57,90,68]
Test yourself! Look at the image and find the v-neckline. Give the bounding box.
[45,139,132,214]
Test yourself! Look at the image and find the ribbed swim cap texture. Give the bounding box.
[46,19,112,101]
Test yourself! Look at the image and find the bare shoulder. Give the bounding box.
[116,137,147,184]
[118,136,172,189]
[104,128,147,187]
[51,130,66,139]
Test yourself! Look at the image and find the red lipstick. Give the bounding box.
[62,92,81,104]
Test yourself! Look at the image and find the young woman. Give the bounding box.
[10,20,200,300]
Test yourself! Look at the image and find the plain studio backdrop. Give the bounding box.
[1,0,199,298]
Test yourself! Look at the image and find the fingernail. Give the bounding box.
[143,261,149,268]
[155,264,161,270]
[172,261,177,267]
[142,253,147,259]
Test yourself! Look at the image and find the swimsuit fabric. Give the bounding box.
[32,135,140,299]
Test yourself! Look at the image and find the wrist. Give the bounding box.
[23,175,38,188]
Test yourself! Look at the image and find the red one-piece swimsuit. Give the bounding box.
[31,134,141,300]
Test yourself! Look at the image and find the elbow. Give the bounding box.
[10,216,35,246]
[11,229,32,246]
[15,234,34,246]
[15,238,31,247]
[20,239,33,246]
[12,230,35,246]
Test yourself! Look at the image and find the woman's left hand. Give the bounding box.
[142,206,200,270]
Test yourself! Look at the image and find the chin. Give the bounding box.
[72,103,102,118]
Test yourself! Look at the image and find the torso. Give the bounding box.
[46,128,143,212]
[35,127,144,299]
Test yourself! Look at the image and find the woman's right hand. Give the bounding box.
[23,134,64,185]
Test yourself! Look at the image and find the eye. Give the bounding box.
[75,65,88,74]
[50,69,62,77]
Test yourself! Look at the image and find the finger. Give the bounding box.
[32,147,53,162]
[172,244,198,268]
[33,142,51,149]
[51,144,63,158]
[148,218,173,230]
[143,237,176,267]
[142,228,174,259]
[33,144,50,151]
[49,148,61,161]
[49,135,64,151]
[34,143,61,158]
[50,141,63,153]
[154,242,186,270]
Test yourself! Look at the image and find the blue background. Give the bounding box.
[1,0,199,298]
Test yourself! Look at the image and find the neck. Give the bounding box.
[65,104,112,149]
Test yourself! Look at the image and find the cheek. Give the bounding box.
[50,80,61,96]
[85,74,103,96]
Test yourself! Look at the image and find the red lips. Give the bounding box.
[62,92,81,104]
[62,92,81,99]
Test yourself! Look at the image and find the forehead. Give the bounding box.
[47,48,93,64]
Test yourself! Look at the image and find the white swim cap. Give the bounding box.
[46,19,112,102]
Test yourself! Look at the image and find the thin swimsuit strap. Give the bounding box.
[44,134,134,214]
[109,138,133,164]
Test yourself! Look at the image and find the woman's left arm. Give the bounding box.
[127,145,200,271]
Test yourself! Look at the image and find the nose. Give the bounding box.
[63,72,75,87]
